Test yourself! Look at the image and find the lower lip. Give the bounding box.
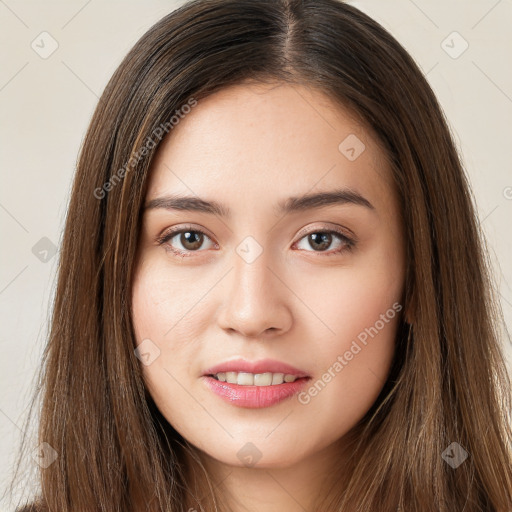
[202,375,310,408]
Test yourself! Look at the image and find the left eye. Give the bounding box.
[158,228,216,255]
[294,230,354,254]
[158,227,354,257]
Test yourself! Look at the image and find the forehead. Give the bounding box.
[145,82,395,214]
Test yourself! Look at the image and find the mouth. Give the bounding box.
[207,371,307,386]
[201,359,311,408]
[202,358,310,383]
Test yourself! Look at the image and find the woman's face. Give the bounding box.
[131,82,405,469]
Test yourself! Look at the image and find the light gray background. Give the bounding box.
[1,0,511,509]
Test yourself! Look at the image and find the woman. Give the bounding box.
[10,0,512,510]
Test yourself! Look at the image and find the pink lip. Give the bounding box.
[202,376,310,408]
[203,358,310,378]
[201,358,311,408]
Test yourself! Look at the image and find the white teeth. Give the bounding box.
[237,372,254,386]
[212,371,300,386]
[271,372,284,385]
[226,372,237,384]
[254,372,273,386]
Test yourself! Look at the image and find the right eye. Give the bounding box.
[157,226,217,257]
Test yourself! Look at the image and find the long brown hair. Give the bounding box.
[8,0,512,510]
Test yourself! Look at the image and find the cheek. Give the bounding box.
[131,260,204,387]
[131,258,209,345]
[131,262,210,434]
[294,247,403,356]
[291,248,403,435]
[294,305,399,457]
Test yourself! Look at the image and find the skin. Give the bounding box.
[131,81,405,511]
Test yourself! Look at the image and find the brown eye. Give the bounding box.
[158,227,215,256]
[178,230,204,251]
[307,232,332,251]
[295,230,354,255]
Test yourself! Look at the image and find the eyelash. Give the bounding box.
[156,224,356,258]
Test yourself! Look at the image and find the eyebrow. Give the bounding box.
[143,188,375,218]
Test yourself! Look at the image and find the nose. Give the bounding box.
[216,248,293,339]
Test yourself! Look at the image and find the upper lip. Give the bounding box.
[203,358,310,378]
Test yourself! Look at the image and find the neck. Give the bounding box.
[181,432,358,512]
